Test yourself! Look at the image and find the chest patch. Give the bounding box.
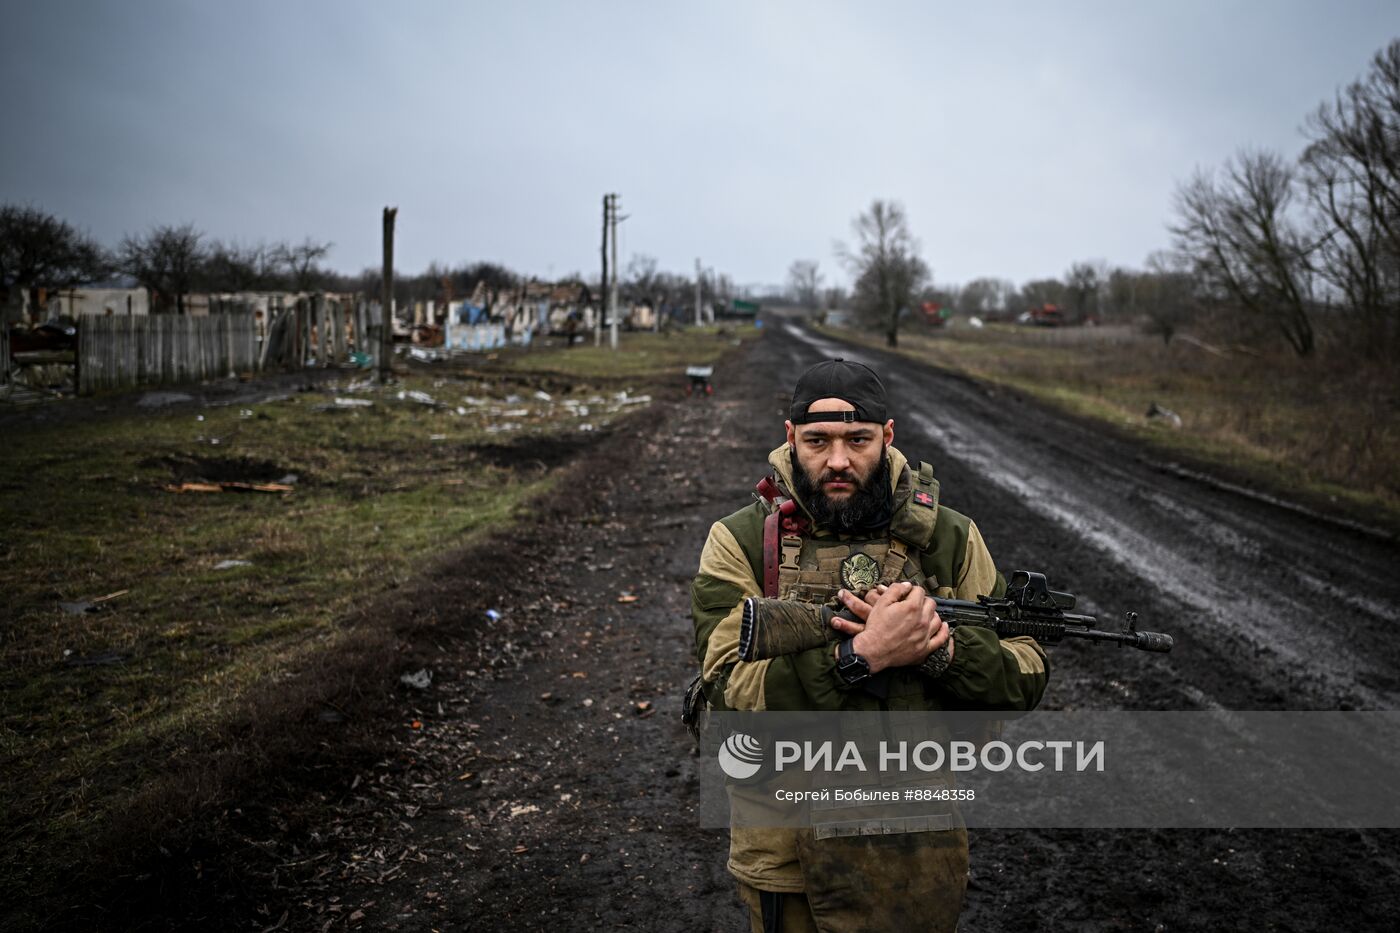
[840,552,881,595]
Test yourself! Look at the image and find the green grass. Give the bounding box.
[820,321,1400,530]
[0,375,564,838]
[501,324,758,379]
[0,325,762,924]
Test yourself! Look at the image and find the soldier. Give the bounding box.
[690,358,1048,932]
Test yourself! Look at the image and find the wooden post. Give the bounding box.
[331,298,346,363]
[380,207,397,382]
[599,193,608,347]
[313,294,326,366]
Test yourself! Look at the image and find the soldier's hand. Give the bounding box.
[832,583,898,633]
[831,587,877,636]
[835,584,953,666]
[850,582,940,673]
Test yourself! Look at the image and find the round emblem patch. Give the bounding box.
[840,552,881,595]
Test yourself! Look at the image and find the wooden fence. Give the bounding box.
[259,296,382,370]
[78,313,260,395]
[73,297,388,395]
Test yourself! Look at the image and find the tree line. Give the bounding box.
[0,206,730,323]
[1172,39,1400,357]
[789,39,1400,357]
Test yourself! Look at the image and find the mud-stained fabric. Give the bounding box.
[737,881,820,933]
[690,443,1050,908]
[796,829,968,933]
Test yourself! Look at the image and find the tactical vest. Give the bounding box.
[759,460,948,604]
[757,460,970,840]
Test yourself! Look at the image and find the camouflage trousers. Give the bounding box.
[738,829,968,933]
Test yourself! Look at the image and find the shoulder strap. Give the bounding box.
[888,460,940,551]
[756,473,807,598]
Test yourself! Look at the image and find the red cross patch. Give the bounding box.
[913,491,935,507]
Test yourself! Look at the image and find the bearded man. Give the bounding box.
[690,358,1048,933]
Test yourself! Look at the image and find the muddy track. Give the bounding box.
[136,321,1398,932]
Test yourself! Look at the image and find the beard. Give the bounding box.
[790,443,895,534]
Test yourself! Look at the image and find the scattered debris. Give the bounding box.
[164,481,295,494]
[64,650,126,667]
[533,390,552,402]
[616,594,639,604]
[334,397,374,408]
[400,669,433,690]
[213,559,252,570]
[277,473,300,486]
[1146,402,1183,429]
[508,804,540,819]
[57,589,127,614]
[398,389,441,407]
[485,609,503,622]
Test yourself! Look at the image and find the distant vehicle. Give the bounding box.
[1020,303,1065,327]
[921,301,950,327]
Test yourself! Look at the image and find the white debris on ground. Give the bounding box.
[314,377,652,435]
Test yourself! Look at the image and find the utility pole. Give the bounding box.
[694,257,703,327]
[598,194,608,347]
[379,206,396,382]
[609,193,620,350]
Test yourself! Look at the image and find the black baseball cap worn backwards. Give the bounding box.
[790,358,889,425]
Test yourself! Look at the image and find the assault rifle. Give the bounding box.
[737,570,1173,663]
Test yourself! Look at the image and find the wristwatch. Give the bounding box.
[835,637,871,686]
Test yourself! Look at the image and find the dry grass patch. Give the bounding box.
[823,322,1400,529]
[0,324,760,921]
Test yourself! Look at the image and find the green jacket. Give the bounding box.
[691,444,1049,898]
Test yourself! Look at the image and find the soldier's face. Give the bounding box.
[785,399,895,501]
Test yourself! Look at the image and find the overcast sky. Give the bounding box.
[2,1,1396,290]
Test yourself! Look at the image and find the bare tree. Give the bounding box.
[1064,260,1109,323]
[120,223,206,314]
[1138,251,1199,345]
[276,237,334,292]
[787,259,823,309]
[837,200,929,346]
[203,241,281,293]
[1172,149,1316,356]
[626,253,660,304]
[0,204,110,322]
[959,277,1015,317]
[1020,278,1066,310]
[1300,39,1400,353]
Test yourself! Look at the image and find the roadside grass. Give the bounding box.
[501,324,758,380]
[0,324,758,920]
[821,322,1400,531]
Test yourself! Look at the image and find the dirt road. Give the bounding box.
[239,319,1399,932]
